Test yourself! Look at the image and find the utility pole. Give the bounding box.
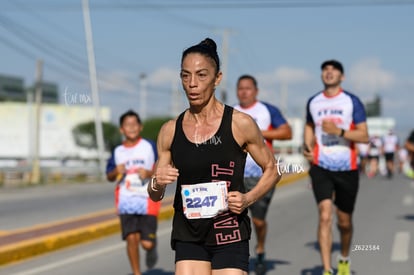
[280,81,288,116]
[82,0,106,180]
[30,59,43,184]
[139,73,147,120]
[219,29,231,104]
[27,76,34,166]
[171,79,181,117]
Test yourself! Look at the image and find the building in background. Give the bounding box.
[0,73,58,103]
[0,73,111,167]
[366,117,395,137]
[27,81,59,103]
[0,103,110,167]
[0,74,26,102]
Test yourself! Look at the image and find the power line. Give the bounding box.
[2,0,414,11]
[0,33,87,83]
[0,14,88,74]
[10,0,86,53]
[9,0,147,73]
[0,13,139,93]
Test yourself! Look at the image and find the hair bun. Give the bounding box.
[181,37,220,73]
[199,38,217,52]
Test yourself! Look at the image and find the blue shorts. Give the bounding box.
[174,240,249,271]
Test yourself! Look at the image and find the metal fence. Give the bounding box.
[0,165,102,187]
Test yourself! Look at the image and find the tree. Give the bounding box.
[72,121,122,152]
[365,94,381,117]
[141,117,172,142]
[72,117,171,152]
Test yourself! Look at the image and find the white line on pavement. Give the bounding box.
[390,231,410,262]
[9,227,172,275]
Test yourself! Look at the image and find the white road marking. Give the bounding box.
[9,227,171,275]
[9,243,125,275]
[390,231,410,262]
[402,195,414,206]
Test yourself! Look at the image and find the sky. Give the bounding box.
[1,0,414,139]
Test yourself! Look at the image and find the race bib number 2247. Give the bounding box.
[181,181,228,219]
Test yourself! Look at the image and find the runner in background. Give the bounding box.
[381,129,399,179]
[234,74,292,274]
[356,143,369,175]
[106,110,160,275]
[303,60,369,275]
[398,147,409,174]
[404,129,414,178]
[367,135,383,178]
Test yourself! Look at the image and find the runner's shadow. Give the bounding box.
[305,241,341,252]
[300,265,324,275]
[142,268,174,275]
[399,214,414,221]
[301,265,357,275]
[248,257,290,274]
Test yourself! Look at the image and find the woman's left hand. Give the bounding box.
[227,191,248,214]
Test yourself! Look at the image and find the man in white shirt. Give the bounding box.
[382,129,399,179]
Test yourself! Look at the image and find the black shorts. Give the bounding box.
[244,177,275,220]
[368,155,379,161]
[119,214,157,241]
[384,152,395,161]
[174,240,249,272]
[309,165,359,214]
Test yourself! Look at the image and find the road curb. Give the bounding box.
[278,171,309,187]
[0,220,120,266]
[0,172,308,266]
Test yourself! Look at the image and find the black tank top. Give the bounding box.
[170,105,251,248]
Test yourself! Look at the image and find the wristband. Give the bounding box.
[150,176,165,199]
[339,128,345,137]
[150,176,160,191]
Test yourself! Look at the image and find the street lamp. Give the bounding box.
[82,0,106,179]
[139,73,147,120]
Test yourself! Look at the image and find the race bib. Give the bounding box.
[125,173,148,195]
[181,181,228,219]
[321,134,340,147]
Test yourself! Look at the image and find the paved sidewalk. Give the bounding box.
[0,172,307,266]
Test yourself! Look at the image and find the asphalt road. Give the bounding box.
[1,173,414,274]
[0,182,114,231]
[0,181,176,232]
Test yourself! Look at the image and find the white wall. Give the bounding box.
[0,103,110,160]
[273,117,304,152]
[366,117,396,137]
